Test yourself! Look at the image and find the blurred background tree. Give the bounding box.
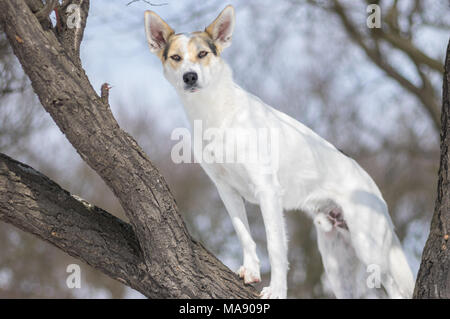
[0,0,448,298]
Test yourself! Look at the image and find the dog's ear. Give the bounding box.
[144,10,174,54]
[205,5,235,51]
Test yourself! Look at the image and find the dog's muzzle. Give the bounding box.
[183,72,199,91]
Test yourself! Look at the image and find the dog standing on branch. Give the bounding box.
[144,5,414,299]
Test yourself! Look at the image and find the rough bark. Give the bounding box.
[0,153,146,292]
[0,0,258,298]
[413,39,450,298]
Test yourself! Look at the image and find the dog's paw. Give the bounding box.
[259,286,286,299]
[237,265,261,284]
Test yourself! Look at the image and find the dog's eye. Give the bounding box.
[170,54,181,62]
[198,51,208,59]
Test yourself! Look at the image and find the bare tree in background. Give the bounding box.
[0,34,44,155]
[304,0,444,131]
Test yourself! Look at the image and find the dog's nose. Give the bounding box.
[183,72,198,86]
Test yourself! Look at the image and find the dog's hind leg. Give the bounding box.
[336,197,414,298]
[380,235,415,298]
[315,216,360,298]
[314,208,387,299]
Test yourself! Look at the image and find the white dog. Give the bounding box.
[144,5,415,299]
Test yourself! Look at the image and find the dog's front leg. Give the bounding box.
[258,190,288,299]
[215,182,261,284]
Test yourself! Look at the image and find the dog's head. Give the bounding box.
[145,5,235,93]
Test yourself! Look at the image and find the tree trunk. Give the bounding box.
[0,0,258,299]
[414,39,450,298]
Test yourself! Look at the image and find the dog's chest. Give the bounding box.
[201,160,260,203]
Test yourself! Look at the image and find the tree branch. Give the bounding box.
[0,0,257,298]
[375,29,443,73]
[328,0,441,131]
[56,0,89,64]
[0,152,150,295]
[414,39,450,299]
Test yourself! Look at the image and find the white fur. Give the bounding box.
[146,6,415,299]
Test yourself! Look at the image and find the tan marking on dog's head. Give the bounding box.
[186,32,218,66]
[160,32,219,68]
[161,33,186,69]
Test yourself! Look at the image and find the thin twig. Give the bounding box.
[101,83,112,105]
[126,0,168,6]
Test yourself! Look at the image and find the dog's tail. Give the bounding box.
[386,234,415,298]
